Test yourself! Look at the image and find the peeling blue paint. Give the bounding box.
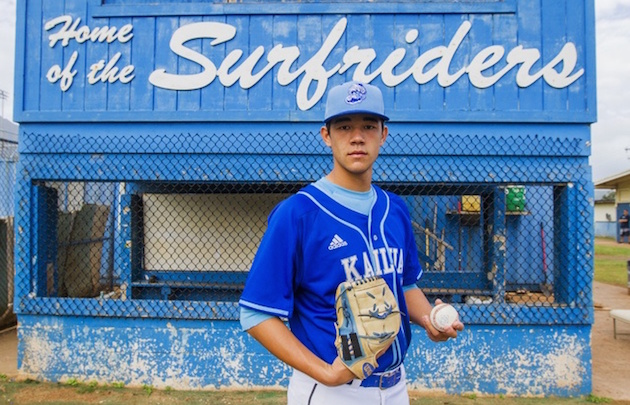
[17,315,590,396]
[405,326,591,396]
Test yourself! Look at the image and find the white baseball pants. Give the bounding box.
[287,366,410,405]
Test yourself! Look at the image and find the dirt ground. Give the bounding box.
[592,282,630,400]
[1,273,630,402]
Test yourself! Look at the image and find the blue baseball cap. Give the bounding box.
[324,81,389,123]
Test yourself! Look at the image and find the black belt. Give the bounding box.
[357,367,402,389]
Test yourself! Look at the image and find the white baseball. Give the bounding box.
[429,303,459,332]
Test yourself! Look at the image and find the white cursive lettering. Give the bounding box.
[46,50,79,91]
[149,19,346,109]
[87,52,135,85]
[149,18,584,111]
[45,15,133,48]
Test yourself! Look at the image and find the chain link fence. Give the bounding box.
[15,126,592,325]
[0,138,17,329]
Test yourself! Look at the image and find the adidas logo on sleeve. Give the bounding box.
[328,234,348,250]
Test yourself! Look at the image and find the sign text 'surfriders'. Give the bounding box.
[45,16,584,111]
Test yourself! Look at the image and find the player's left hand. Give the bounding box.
[419,299,465,342]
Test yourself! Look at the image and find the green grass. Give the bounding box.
[594,238,630,288]
[594,258,629,286]
[594,243,630,256]
[0,379,621,405]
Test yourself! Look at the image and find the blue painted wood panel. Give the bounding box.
[129,16,156,111]
[14,0,595,123]
[17,315,592,396]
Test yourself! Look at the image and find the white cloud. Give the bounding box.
[0,0,16,122]
[595,0,630,20]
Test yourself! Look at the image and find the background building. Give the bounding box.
[595,170,630,242]
[593,189,616,238]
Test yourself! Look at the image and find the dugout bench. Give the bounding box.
[610,309,630,340]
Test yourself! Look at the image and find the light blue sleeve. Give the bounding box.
[403,283,419,292]
[240,306,275,331]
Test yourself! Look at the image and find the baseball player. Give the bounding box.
[239,81,464,404]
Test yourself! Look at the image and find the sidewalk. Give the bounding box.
[1,283,629,400]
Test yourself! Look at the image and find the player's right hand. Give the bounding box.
[322,357,356,386]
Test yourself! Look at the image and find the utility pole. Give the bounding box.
[0,89,6,114]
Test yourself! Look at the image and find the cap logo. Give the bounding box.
[345,83,367,105]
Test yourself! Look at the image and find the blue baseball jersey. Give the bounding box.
[239,183,423,373]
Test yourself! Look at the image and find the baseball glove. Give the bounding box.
[334,275,401,379]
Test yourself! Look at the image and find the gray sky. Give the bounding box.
[590,0,630,182]
[0,0,15,127]
[0,0,628,182]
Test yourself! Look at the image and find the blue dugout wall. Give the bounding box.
[13,0,595,396]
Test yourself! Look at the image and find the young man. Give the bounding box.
[620,209,629,243]
[239,81,464,404]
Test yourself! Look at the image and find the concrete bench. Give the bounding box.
[610,309,630,339]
